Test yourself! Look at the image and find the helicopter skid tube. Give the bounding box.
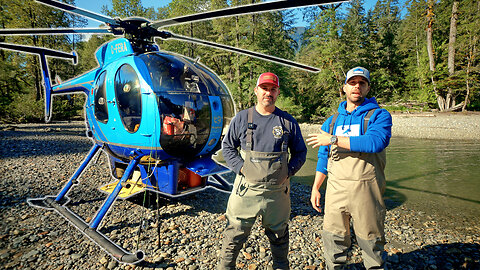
[42,196,144,264]
[207,174,232,192]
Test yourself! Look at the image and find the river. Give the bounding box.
[291,137,480,222]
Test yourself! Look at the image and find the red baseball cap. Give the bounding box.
[256,72,279,88]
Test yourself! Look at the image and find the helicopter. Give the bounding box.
[0,0,347,264]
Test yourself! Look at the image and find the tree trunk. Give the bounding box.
[426,0,443,110]
[448,2,458,75]
[415,29,422,88]
[463,36,477,111]
[446,1,459,110]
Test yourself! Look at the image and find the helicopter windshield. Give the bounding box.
[115,64,142,133]
[139,53,206,93]
[138,53,234,158]
[94,71,108,124]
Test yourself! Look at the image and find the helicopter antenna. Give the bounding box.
[194,57,201,66]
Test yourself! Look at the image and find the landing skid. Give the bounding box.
[27,143,232,264]
[27,144,144,264]
[27,196,144,264]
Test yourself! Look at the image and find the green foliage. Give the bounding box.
[3,92,43,123]
[275,96,304,120]
[0,0,479,123]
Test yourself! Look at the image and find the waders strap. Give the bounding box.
[246,107,255,151]
[328,113,340,135]
[363,109,376,134]
[280,117,291,153]
[328,109,377,135]
[328,108,377,159]
[246,107,290,152]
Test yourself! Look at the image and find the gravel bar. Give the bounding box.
[300,112,480,141]
[0,120,479,270]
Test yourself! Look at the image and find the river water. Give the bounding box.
[292,137,480,222]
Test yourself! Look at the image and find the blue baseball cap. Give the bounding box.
[345,67,370,84]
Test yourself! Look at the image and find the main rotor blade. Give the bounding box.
[35,0,118,26]
[0,28,111,35]
[165,33,320,73]
[150,0,348,28]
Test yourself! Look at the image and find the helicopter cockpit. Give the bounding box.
[139,52,234,159]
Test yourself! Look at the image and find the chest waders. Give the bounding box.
[322,109,388,270]
[218,107,291,270]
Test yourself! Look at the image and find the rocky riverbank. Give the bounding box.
[300,111,480,141]
[1,120,479,270]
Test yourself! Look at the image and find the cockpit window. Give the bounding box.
[114,64,142,133]
[139,53,206,93]
[94,71,108,124]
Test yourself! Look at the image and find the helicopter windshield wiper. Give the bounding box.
[160,32,320,73]
[150,0,348,28]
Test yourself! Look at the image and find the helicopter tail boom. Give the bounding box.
[0,42,77,122]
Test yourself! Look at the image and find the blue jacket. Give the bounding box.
[316,97,392,175]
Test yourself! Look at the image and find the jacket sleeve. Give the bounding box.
[221,116,244,175]
[349,109,392,153]
[287,120,307,177]
[315,117,332,175]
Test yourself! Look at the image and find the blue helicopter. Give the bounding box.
[0,0,344,264]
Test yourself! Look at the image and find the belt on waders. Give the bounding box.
[240,107,290,186]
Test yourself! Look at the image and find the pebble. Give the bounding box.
[0,121,479,269]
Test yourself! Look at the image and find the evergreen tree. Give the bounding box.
[397,0,433,103]
[367,0,403,101]
[295,4,345,120]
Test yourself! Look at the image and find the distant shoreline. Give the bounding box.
[2,111,479,141]
[300,112,480,141]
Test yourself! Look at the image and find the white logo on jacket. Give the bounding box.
[335,124,360,137]
[272,126,284,139]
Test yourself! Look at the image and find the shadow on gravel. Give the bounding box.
[0,122,91,159]
[135,189,229,213]
[386,242,480,270]
[316,243,480,270]
[0,136,91,159]
[0,192,27,209]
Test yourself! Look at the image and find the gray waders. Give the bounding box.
[323,110,387,270]
[218,108,291,270]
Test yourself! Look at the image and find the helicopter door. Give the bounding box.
[94,71,108,123]
[114,64,142,133]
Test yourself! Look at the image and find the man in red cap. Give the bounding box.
[218,72,307,269]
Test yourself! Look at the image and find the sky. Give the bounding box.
[74,0,400,29]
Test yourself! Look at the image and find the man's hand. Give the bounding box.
[306,131,332,148]
[310,188,322,213]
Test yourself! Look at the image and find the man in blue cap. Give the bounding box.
[306,67,392,269]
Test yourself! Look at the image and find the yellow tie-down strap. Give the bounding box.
[98,171,146,199]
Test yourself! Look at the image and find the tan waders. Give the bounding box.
[322,145,387,270]
[218,108,291,270]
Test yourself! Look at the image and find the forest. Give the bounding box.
[0,0,479,123]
